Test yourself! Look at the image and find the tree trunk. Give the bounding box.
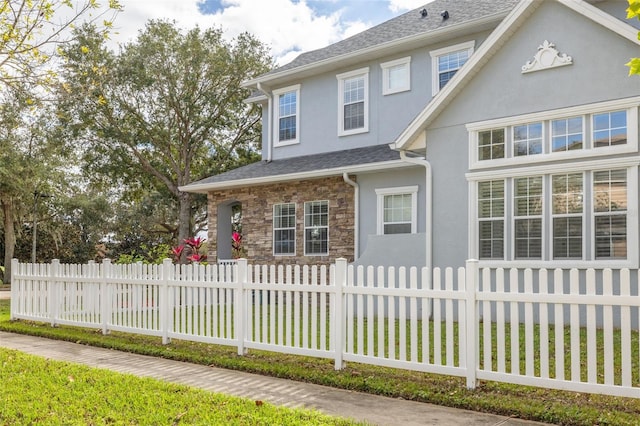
[177,191,192,262]
[1,196,16,284]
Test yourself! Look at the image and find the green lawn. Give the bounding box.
[2,299,640,425]
[0,347,360,425]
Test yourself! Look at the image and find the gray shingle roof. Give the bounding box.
[264,0,520,76]
[188,144,401,188]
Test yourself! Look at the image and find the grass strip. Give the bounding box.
[1,299,640,425]
[0,347,361,425]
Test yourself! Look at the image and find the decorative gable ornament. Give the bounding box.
[521,40,572,74]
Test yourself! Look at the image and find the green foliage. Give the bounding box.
[58,20,273,244]
[0,348,359,425]
[0,0,121,89]
[627,0,640,75]
[115,243,172,265]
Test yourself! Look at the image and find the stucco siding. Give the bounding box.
[266,30,493,161]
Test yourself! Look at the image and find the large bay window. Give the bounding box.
[474,168,634,264]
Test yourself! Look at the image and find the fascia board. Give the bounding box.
[241,12,510,90]
[179,160,411,193]
[393,0,640,152]
[392,0,541,151]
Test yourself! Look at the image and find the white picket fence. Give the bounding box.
[9,258,640,398]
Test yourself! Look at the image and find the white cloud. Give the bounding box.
[110,0,368,65]
[388,0,433,14]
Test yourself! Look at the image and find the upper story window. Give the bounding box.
[273,203,296,256]
[468,99,638,170]
[380,57,411,95]
[478,129,505,160]
[593,110,626,147]
[273,85,300,146]
[304,201,329,256]
[375,186,418,235]
[551,116,583,152]
[430,41,474,96]
[513,122,543,156]
[337,67,369,136]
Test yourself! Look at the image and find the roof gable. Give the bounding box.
[393,0,640,151]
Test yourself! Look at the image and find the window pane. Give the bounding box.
[593,111,627,147]
[274,203,296,255]
[478,180,504,259]
[388,64,407,90]
[344,102,364,130]
[595,215,627,259]
[278,91,297,142]
[382,193,413,234]
[551,116,583,152]
[305,201,328,255]
[478,129,504,160]
[513,122,542,156]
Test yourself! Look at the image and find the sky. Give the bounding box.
[106,0,432,65]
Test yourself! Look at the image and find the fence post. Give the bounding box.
[465,259,479,389]
[333,258,347,370]
[10,258,18,320]
[235,258,248,356]
[49,259,60,327]
[161,258,173,345]
[101,259,111,335]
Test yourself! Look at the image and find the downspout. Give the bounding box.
[256,82,273,162]
[343,173,359,259]
[399,150,432,273]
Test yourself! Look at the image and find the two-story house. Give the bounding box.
[182,0,640,273]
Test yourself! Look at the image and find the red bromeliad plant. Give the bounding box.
[231,232,247,259]
[172,236,207,264]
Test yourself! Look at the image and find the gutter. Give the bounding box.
[342,173,359,259]
[399,150,432,274]
[256,82,273,162]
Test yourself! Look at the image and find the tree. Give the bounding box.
[59,20,271,250]
[0,0,120,89]
[627,0,640,74]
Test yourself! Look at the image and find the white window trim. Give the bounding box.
[273,203,296,257]
[429,40,475,96]
[467,98,640,170]
[549,172,586,261]
[337,67,369,136]
[304,200,329,256]
[375,186,418,235]
[272,84,300,147]
[467,163,639,269]
[380,56,411,95]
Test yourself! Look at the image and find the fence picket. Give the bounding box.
[603,269,614,386]
[586,269,597,384]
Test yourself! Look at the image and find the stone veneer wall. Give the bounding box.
[207,176,355,266]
